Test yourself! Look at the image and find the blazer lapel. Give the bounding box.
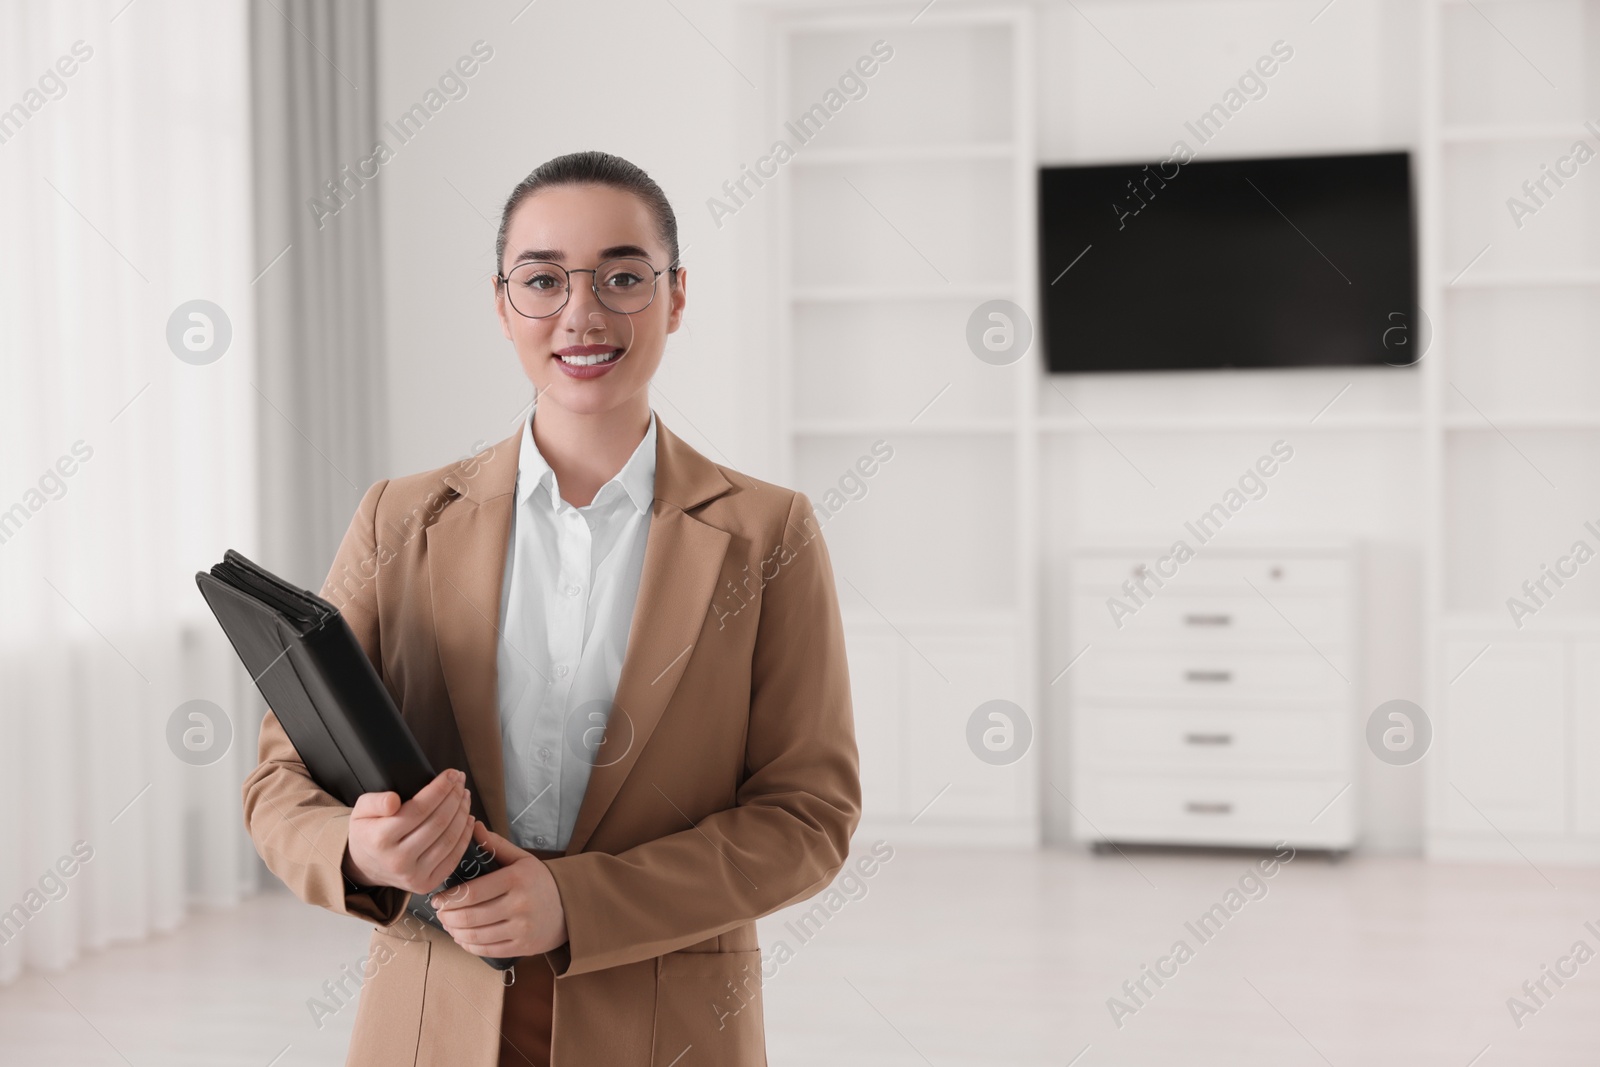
[563,418,734,854]
[424,413,734,851]
[426,430,520,837]
[562,494,731,854]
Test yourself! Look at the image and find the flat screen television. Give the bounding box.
[1037,151,1417,372]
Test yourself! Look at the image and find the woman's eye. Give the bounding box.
[524,273,560,289]
[605,273,642,287]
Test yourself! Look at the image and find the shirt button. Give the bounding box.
[539,747,551,761]
[534,834,547,846]
[555,665,569,678]
[566,584,581,597]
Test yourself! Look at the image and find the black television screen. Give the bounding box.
[1037,151,1417,372]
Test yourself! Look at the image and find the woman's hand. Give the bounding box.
[343,768,475,894]
[431,821,568,958]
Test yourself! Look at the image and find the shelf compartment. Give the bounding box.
[792,432,1017,614]
[1443,428,1600,616]
[784,23,1014,151]
[791,298,1021,426]
[1440,0,1598,128]
[1441,139,1600,276]
[789,157,1015,290]
[1442,285,1600,419]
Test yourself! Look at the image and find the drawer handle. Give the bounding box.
[1185,801,1233,815]
[1183,613,1232,627]
[1184,669,1233,683]
[1184,732,1233,746]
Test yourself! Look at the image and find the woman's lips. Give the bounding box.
[553,345,625,380]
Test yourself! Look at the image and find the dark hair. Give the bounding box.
[495,151,681,288]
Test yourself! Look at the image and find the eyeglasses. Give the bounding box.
[496,256,678,319]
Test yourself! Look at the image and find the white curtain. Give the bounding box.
[0,0,262,982]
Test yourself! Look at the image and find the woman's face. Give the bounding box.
[495,183,684,419]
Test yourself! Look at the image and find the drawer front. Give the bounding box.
[1073,554,1349,594]
[1074,774,1355,847]
[1074,707,1347,773]
[1072,593,1349,647]
[1075,648,1352,701]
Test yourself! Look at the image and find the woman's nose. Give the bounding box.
[561,277,607,322]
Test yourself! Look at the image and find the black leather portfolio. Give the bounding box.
[195,548,518,971]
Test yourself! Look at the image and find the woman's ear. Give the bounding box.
[666,268,686,334]
[493,275,515,340]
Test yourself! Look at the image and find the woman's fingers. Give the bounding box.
[395,777,468,854]
[345,770,472,891]
[418,810,477,890]
[437,893,512,930]
[350,790,400,820]
[384,770,464,844]
[451,918,519,947]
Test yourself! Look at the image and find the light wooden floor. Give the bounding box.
[3,844,1599,1065]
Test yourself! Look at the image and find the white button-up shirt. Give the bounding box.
[495,403,657,852]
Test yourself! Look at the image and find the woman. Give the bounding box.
[241,151,862,1067]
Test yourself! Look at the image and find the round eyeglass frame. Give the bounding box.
[495,257,681,319]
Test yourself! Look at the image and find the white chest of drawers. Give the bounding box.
[1063,544,1360,851]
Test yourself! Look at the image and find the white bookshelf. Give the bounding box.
[1422,0,1600,863]
[769,5,1039,845]
[759,0,1600,858]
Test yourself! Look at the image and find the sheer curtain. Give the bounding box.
[0,0,262,981]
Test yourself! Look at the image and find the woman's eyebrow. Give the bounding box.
[512,244,654,265]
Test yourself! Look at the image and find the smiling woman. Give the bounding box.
[240,149,862,1067]
[489,154,685,457]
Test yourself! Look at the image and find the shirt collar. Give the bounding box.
[514,401,657,516]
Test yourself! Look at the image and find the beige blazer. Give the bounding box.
[241,416,862,1066]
